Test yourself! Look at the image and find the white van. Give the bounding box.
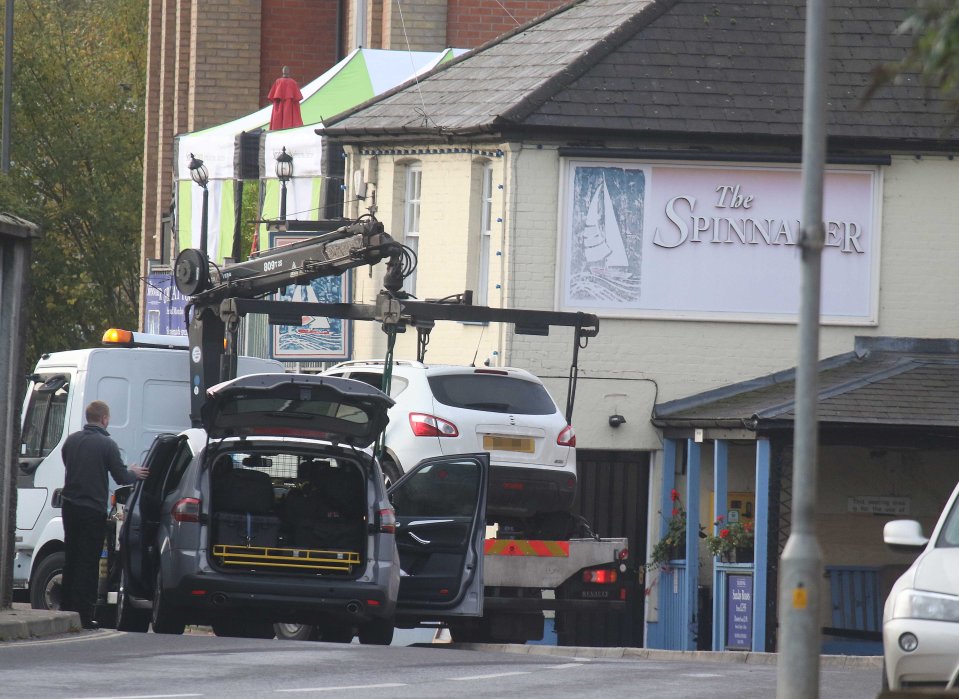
[14,329,282,610]
[882,480,959,690]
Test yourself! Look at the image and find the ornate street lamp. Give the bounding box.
[188,153,210,256]
[275,147,294,220]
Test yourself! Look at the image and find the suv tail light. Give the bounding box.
[557,424,576,447]
[377,508,396,534]
[409,413,459,437]
[172,498,201,523]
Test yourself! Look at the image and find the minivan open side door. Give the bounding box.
[119,433,182,598]
[389,453,488,620]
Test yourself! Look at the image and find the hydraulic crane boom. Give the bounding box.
[174,217,598,427]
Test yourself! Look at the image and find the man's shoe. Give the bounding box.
[80,619,99,630]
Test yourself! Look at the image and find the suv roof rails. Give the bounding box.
[327,359,426,370]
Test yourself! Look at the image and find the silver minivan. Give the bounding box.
[116,373,488,644]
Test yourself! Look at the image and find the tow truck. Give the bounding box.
[166,216,634,644]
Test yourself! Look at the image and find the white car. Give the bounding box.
[882,480,959,691]
[323,361,576,529]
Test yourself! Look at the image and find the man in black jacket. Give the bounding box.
[61,400,148,629]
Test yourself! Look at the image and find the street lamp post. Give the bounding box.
[188,153,210,257]
[275,146,293,220]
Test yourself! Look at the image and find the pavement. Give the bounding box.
[0,602,882,671]
[0,603,80,642]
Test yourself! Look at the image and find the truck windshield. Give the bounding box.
[21,374,70,458]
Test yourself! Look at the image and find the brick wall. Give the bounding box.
[260,1,340,109]
[385,0,447,50]
[189,0,262,131]
[447,0,567,48]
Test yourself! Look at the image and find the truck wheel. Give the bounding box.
[213,620,275,639]
[274,623,320,641]
[358,619,394,645]
[30,551,65,611]
[150,569,185,635]
[317,623,354,643]
[116,569,150,632]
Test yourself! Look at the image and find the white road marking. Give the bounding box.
[277,684,407,693]
[450,671,531,681]
[67,695,202,699]
[544,663,584,669]
[683,673,723,678]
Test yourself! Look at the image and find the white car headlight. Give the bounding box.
[893,589,959,622]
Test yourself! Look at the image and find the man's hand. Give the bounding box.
[130,464,149,480]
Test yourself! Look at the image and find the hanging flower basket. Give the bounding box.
[706,516,754,563]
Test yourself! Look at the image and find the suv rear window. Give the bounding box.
[427,374,556,415]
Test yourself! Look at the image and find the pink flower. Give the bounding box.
[670,489,679,502]
[716,515,725,522]
[720,528,730,539]
[671,508,679,517]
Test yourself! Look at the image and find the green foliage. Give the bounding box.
[869,1,959,110]
[0,0,147,364]
[705,516,754,559]
[647,489,689,570]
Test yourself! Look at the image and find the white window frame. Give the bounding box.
[403,164,422,295]
[476,164,494,306]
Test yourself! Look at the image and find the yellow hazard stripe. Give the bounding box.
[483,539,570,557]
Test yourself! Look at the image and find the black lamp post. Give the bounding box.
[275,146,294,220]
[188,153,210,256]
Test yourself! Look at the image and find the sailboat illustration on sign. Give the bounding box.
[581,177,629,273]
[295,282,331,335]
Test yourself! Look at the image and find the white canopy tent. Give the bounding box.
[173,48,465,262]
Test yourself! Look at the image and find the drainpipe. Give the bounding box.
[500,143,522,367]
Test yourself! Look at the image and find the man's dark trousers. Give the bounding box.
[62,501,106,625]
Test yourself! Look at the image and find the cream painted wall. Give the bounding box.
[344,145,507,367]
[343,145,959,455]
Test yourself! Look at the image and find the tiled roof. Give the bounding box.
[653,337,959,429]
[324,0,958,146]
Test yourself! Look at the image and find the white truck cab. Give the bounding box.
[14,329,282,610]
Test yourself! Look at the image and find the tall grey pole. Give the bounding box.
[776,0,827,696]
[2,0,13,174]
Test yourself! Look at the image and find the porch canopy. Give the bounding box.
[652,336,959,444]
[646,335,959,653]
[172,48,465,262]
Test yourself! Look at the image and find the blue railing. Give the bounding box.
[659,560,689,650]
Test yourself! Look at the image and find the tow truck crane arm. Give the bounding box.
[174,217,598,427]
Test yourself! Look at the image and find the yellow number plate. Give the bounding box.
[483,435,534,453]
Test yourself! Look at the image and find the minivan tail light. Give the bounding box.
[557,425,576,447]
[378,508,396,534]
[409,413,459,437]
[172,498,201,523]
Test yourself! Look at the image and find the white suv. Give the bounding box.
[323,361,576,526]
[882,480,959,690]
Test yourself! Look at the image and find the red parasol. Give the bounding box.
[268,66,303,130]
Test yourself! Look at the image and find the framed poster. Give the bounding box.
[269,232,352,361]
[144,272,189,336]
[726,573,753,651]
[558,160,880,324]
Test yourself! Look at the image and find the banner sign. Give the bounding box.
[559,161,879,324]
[270,232,352,361]
[145,272,189,336]
[726,573,753,651]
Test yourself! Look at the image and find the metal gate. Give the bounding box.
[556,449,649,647]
